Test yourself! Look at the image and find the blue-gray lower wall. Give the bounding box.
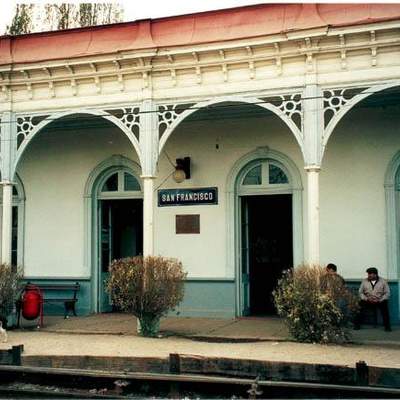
[169,279,236,318]
[21,278,399,324]
[22,278,236,319]
[22,278,92,316]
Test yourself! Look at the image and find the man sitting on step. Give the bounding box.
[354,267,391,332]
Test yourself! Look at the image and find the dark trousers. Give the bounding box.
[355,300,391,329]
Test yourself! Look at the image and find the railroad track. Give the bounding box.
[1,365,400,398]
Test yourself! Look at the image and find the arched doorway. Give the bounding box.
[232,150,303,316]
[385,151,400,284]
[87,158,143,312]
[321,86,400,280]
[321,86,400,323]
[157,99,305,318]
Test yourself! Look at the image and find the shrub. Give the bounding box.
[0,264,21,327]
[273,264,358,344]
[105,256,187,337]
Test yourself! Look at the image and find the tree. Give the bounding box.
[45,3,123,31]
[45,4,78,31]
[6,3,124,35]
[6,4,34,35]
[79,3,97,27]
[79,4,122,27]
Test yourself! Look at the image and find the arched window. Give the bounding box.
[239,160,290,192]
[98,170,142,199]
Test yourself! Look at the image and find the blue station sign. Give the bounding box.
[158,187,218,207]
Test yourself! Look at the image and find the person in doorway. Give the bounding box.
[326,263,338,274]
[354,267,391,331]
[325,263,345,283]
[320,263,349,317]
[321,263,345,291]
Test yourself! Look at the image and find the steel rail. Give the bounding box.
[0,364,400,398]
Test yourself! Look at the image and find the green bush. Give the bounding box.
[0,264,21,326]
[105,256,187,337]
[273,265,358,344]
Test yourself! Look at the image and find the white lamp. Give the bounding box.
[172,167,186,183]
[172,157,191,183]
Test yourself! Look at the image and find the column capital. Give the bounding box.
[140,175,157,180]
[0,180,14,186]
[304,165,321,173]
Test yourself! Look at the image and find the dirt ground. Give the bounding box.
[2,331,400,368]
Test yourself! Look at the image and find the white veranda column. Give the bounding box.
[142,176,155,257]
[302,82,323,265]
[305,166,320,264]
[140,99,158,258]
[1,182,13,265]
[0,111,17,265]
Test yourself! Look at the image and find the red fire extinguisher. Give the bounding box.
[21,284,43,327]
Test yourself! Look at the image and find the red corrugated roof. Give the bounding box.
[1,3,400,66]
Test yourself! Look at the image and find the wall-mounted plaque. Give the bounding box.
[158,187,218,207]
[176,214,200,234]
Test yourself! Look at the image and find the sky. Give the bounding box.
[1,0,399,35]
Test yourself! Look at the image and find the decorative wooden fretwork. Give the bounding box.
[106,107,140,140]
[260,94,302,131]
[16,115,49,149]
[158,103,195,138]
[323,88,367,128]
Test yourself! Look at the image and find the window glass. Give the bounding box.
[243,165,262,185]
[102,173,118,192]
[124,173,140,191]
[12,186,18,197]
[269,164,288,184]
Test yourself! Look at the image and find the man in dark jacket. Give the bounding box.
[354,267,391,331]
[325,263,345,283]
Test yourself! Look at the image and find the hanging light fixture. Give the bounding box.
[173,157,191,183]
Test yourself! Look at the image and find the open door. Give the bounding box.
[240,197,250,316]
[98,199,143,313]
[99,201,113,312]
[240,194,293,315]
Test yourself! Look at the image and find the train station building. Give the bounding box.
[0,3,400,322]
